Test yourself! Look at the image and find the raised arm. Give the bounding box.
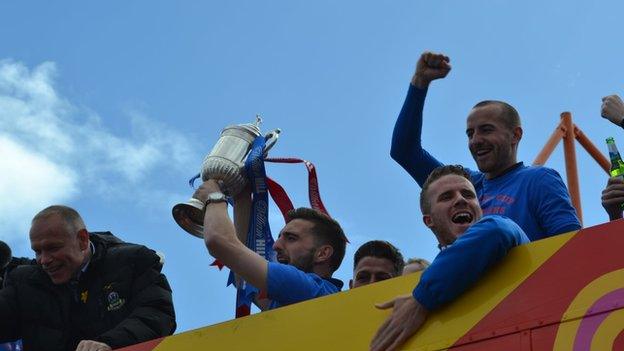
[390,52,451,186]
[195,180,269,291]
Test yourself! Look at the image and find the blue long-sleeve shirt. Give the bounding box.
[391,85,581,241]
[413,216,529,311]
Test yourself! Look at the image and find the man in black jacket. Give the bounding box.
[0,205,176,351]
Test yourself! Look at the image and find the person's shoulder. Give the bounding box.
[268,262,326,284]
[476,215,529,244]
[469,169,484,181]
[475,215,519,229]
[521,165,561,177]
[92,232,158,267]
[90,232,128,246]
[517,165,566,186]
[7,264,45,284]
[268,261,308,276]
[92,232,149,252]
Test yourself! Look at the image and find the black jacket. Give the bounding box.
[0,256,36,287]
[0,232,176,351]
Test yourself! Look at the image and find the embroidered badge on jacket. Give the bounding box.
[106,291,126,311]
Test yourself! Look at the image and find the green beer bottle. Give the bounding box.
[606,137,624,178]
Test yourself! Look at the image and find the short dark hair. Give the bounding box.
[32,205,86,235]
[472,100,521,130]
[353,240,404,276]
[287,208,346,272]
[420,165,472,214]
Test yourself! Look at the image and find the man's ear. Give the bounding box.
[315,245,334,265]
[77,229,89,251]
[422,214,434,229]
[512,126,523,144]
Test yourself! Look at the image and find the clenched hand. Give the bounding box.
[411,52,451,89]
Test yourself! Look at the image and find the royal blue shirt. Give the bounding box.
[413,216,529,311]
[266,262,343,309]
[391,85,581,241]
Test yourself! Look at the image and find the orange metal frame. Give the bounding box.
[532,112,611,224]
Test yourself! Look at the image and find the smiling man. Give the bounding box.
[390,51,581,241]
[0,205,176,351]
[350,240,404,289]
[196,180,347,310]
[370,165,529,351]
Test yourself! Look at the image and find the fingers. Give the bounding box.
[602,179,624,202]
[601,191,624,203]
[601,180,624,219]
[423,52,451,69]
[370,317,401,351]
[386,328,415,351]
[375,298,396,310]
[602,185,624,197]
[76,340,111,351]
[193,180,222,201]
[370,316,393,351]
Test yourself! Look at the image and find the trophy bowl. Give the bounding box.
[173,116,280,238]
[172,198,206,238]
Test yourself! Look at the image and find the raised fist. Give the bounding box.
[601,94,624,126]
[411,51,451,89]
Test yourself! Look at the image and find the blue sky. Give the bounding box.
[1,1,623,333]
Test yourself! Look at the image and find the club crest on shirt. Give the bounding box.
[104,284,126,311]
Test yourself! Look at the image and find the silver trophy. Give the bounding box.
[173,116,280,238]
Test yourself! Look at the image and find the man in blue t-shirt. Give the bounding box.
[390,51,581,241]
[370,165,529,351]
[195,180,347,310]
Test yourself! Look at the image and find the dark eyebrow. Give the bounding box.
[280,231,298,238]
[461,188,476,196]
[437,190,453,200]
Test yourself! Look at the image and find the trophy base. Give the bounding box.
[172,198,205,239]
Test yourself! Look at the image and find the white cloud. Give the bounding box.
[0,135,77,241]
[0,59,199,245]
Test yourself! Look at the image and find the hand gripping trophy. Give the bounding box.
[172,116,280,237]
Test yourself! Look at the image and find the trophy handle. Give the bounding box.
[263,129,281,155]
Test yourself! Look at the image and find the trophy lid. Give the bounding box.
[223,115,263,137]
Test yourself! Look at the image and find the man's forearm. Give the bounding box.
[203,199,269,291]
[390,85,444,187]
[413,218,526,310]
[203,202,240,260]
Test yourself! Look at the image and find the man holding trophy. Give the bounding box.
[194,181,346,309]
[175,117,347,310]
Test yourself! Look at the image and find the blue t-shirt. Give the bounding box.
[266,262,343,309]
[413,216,529,311]
[391,85,581,241]
[470,162,579,240]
